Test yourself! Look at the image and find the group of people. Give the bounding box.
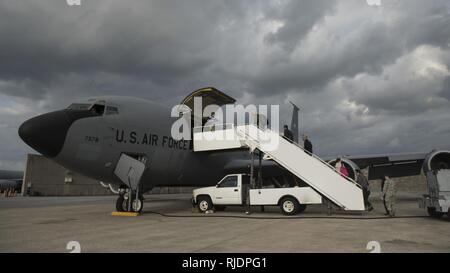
[336,158,397,216]
[206,121,397,216]
[1,188,18,198]
[283,125,313,155]
[283,125,398,216]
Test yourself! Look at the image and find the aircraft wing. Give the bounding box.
[225,152,431,181]
[323,152,428,180]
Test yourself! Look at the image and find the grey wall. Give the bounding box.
[22,154,113,196]
[22,154,195,196]
[358,167,427,193]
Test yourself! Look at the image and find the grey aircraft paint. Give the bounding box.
[19,96,255,193]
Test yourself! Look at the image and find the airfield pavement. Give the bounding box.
[0,192,449,253]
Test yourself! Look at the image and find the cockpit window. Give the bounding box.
[67,103,91,111]
[90,104,105,116]
[105,106,119,115]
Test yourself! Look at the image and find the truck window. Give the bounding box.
[218,176,238,188]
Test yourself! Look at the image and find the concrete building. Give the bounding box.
[22,154,113,196]
[21,154,194,196]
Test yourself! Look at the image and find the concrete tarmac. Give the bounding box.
[0,193,449,253]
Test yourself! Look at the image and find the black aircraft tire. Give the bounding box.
[116,195,126,212]
[427,207,444,218]
[197,196,213,213]
[280,197,300,216]
[131,197,144,213]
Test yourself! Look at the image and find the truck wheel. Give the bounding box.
[214,205,226,211]
[280,197,300,216]
[197,196,213,213]
[427,207,444,218]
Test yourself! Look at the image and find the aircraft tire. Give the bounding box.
[131,196,143,213]
[116,195,126,212]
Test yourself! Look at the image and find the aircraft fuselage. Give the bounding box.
[19,96,249,193]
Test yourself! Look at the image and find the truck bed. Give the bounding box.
[249,187,322,206]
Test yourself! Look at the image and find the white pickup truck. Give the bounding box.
[192,173,323,215]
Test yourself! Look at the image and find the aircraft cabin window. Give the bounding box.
[67,103,91,111]
[90,104,105,116]
[218,176,238,188]
[105,106,119,115]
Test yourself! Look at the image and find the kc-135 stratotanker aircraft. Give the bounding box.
[18,87,450,215]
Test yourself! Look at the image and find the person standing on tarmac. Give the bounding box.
[382,175,397,217]
[283,125,294,141]
[356,169,373,211]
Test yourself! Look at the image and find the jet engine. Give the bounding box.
[420,150,450,217]
[328,158,359,180]
[422,150,450,173]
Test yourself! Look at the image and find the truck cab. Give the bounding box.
[193,174,249,208]
[192,173,323,215]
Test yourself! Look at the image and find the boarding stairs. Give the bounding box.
[193,124,365,211]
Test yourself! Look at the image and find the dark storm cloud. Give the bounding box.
[442,77,450,100]
[0,0,263,100]
[0,0,450,170]
[263,0,338,51]
[248,0,450,96]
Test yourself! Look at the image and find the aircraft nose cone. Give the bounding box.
[19,110,72,158]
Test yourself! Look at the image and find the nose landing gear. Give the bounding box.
[116,190,144,213]
[113,153,147,215]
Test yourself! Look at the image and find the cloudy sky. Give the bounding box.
[1,0,450,170]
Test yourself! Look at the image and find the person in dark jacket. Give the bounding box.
[356,169,373,211]
[283,125,294,141]
[302,134,313,155]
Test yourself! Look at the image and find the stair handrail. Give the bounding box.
[235,125,345,207]
[236,124,361,188]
